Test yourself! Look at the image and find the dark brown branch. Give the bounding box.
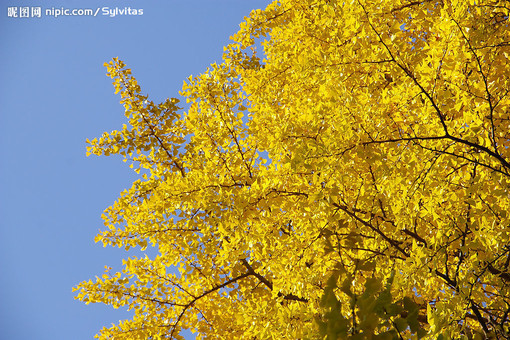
[470,301,491,335]
[451,17,498,155]
[241,259,309,303]
[390,0,433,13]
[435,269,457,288]
[402,229,428,247]
[169,272,252,338]
[332,202,410,258]
[363,136,510,177]
[487,263,510,282]
[357,0,450,135]
[434,270,491,334]
[358,1,510,172]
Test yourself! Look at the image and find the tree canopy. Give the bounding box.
[74,0,510,338]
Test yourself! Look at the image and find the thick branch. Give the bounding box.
[169,272,252,338]
[241,259,309,303]
[487,263,510,282]
[332,202,410,257]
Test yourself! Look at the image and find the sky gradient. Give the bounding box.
[0,1,271,339]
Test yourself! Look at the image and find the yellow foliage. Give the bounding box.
[75,0,510,338]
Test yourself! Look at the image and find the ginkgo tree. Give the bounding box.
[74,0,510,338]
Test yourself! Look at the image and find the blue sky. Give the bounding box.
[0,1,271,339]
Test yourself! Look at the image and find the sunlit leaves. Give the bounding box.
[75,0,510,339]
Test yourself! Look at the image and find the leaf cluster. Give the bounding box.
[74,0,510,339]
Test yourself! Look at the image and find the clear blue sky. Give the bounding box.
[0,1,271,339]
